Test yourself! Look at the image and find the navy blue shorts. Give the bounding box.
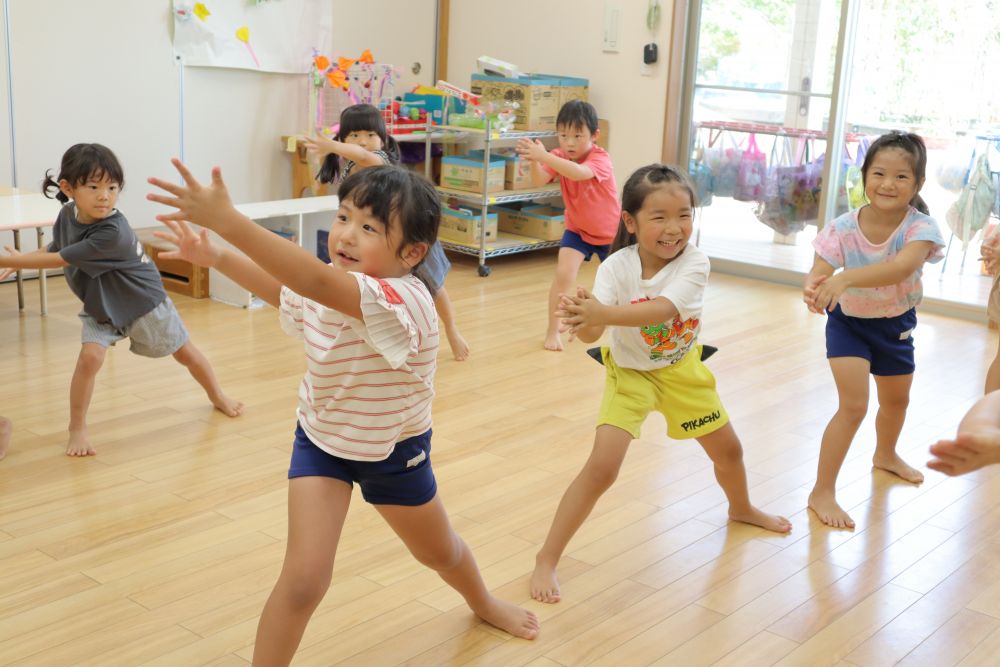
[561,229,610,262]
[825,305,917,376]
[288,423,437,506]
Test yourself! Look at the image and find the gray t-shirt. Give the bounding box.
[48,203,166,328]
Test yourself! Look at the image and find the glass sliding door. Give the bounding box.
[680,0,851,274]
[826,1,1000,309]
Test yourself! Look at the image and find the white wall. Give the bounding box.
[0,0,437,242]
[447,0,673,187]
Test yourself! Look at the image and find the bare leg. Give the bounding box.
[808,356,870,529]
[531,424,632,603]
[987,335,1000,393]
[172,340,244,417]
[545,248,586,351]
[0,416,11,461]
[252,477,352,667]
[696,423,792,532]
[433,286,469,361]
[378,495,539,639]
[872,373,922,483]
[67,343,107,456]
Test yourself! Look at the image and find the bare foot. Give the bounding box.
[446,326,470,361]
[529,558,561,603]
[808,490,855,529]
[873,452,924,484]
[473,596,539,640]
[543,331,563,352]
[0,417,11,461]
[211,394,244,417]
[729,506,793,533]
[66,430,97,457]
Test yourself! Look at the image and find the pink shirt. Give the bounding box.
[812,208,944,318]
[541,145,620,246]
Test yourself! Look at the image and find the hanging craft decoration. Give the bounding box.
[235,26,261,68]
[193,2,210,21]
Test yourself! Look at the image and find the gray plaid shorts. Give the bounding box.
[79,298,189,358]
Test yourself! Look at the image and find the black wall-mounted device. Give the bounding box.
[643,43,658,64]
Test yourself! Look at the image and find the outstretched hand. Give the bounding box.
[153,220,222,269]
[515,138,547,162]
[555,287,604,340]
[982,233,1000,275]
[147,159,235,231]
[0,246,21,281]
[301,135,339,158]
[802,274,828,313]
[928,430,1000,476]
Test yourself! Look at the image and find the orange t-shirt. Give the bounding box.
[542,145,620,246]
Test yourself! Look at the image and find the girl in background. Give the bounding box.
[304,104,470,360]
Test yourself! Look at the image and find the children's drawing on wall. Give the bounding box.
[172,0,330,73]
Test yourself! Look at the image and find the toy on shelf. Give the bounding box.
[434,80,519,132]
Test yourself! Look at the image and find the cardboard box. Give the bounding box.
[470,73,559,131]
[440,155,505,193]
[497,203,565,241]
[440,205,498,244]
[530,73,589,110]
[467,149,532,190]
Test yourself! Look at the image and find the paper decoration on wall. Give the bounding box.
[235,26,261,68]
[172,0,330,73]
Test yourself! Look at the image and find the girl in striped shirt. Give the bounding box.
[149,164,538,664]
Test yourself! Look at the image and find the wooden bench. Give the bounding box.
[134,227,209,299]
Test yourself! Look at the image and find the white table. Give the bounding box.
[0,193,62,315]
[210,195,340,307]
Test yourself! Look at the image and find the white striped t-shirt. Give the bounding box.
[279,272,438,461]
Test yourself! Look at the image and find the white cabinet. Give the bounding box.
[210,195,340,307]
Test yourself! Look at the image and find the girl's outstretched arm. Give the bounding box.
[557,287,677,343]
[154,220,283,308]
[302,136,383,169]
[811,241,935,312]
[0,246,68,280]
[148,160,363,319]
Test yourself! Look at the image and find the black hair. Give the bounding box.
[336,166,439,280]
[556,100,599,135]
[611,163,697,253]
[860,131,929,215]
[42,143,124,204]
[317,103,401,184]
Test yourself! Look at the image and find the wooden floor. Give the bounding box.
[1,249,999,666]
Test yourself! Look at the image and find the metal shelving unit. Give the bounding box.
[427,119,560,276]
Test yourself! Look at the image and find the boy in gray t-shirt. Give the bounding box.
[0,144,242,457]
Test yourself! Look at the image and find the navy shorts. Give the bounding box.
[825,305,917,376]
[414,240,450,294]
[561,229,610,262]
[288,423,437,506]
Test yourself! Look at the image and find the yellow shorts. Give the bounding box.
[597,345,729,440]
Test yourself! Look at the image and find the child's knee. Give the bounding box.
[77,346,106,373]
[411,534,463,572]
[279,569,331,611]
[582,459,620,492]
[838,398,868,422]
[172,342,198,366]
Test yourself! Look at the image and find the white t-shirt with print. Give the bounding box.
[591,244,709,371]
[279,272,438,461]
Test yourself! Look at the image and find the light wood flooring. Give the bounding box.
[1,250,999,666]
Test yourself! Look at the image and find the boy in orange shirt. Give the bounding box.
[517,101,620,351]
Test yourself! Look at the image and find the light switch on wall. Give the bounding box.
[603,1,621,53]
